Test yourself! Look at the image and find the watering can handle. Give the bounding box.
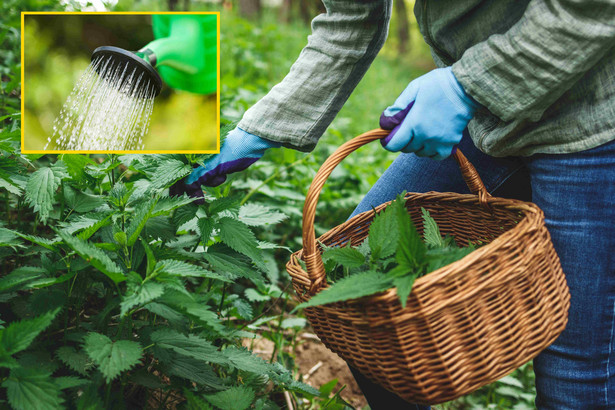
[301,128,491,292]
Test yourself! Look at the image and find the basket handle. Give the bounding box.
[302,128,491,293]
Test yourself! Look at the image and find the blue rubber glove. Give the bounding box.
[170,127,281,199]
[379,67,479,160]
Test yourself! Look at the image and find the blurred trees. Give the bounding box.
[239,0,261,18]
[395,0,410,53]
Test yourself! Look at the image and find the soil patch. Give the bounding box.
[244,333,367,409]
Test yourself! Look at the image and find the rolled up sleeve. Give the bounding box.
[452,0,615,122]
[238,0,392,152]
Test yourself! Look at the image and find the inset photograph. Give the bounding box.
[22,12,219,153]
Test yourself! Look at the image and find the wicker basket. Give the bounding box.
[286,129,570,405]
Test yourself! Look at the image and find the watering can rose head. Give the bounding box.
[91,46,162,97]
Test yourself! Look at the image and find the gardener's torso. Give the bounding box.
[416,0,615,157]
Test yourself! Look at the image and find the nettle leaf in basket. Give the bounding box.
[294,271,393,310]
[368,200,401,261]
[425,246,475,273]
[421,207,446,248]
[393,194,426,270]
[321,246,365,269]
[392,274,418,309]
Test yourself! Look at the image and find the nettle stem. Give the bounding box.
[218,284,227,316]
[269,296,288,363]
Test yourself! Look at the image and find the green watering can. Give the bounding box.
[91,14,217,96]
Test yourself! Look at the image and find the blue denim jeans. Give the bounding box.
[347,131,615,409]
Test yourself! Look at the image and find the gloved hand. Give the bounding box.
[379,67,479,160]
[170,127,281,199]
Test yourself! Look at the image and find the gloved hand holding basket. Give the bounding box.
[286,128,570,405]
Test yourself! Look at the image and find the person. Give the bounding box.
[174,1,615,408]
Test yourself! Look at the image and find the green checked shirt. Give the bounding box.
[238,0,615,157]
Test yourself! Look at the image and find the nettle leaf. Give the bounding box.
[0,228,23,249]
[56,346,92,376]
[54,376,89,390]
[78,214,113,240]
[393,274,418,309]
[295,271,393,310]
[144,303,188,328]
[280,317,307,329]
[151,194,196,217]
[25,167,62,223]
[0,176,21,195]
[368,202,401,261]
[61,154,96,182]
[232,298,253,320]
[120,281,165,316]
[245,288,270,302]
[223,346,272,374]
[162,354,225,389]
[63,185,104,213]
[183,390,214,410]
[216,217,264,268]
[173,204,199,228]
[0,266,46,293]
[181,302,225,334]
[129,369,165,390]
[322,246,365,269]
[421,207,445,248]
[126,199,157,246]
[8,230,59,251]
[198,217,215,244]
[204,386,255,410]
[141,239,157,276]
[2,367,64,410]
[0,308,60,358]
[238,203,287,227]
[59,213,109,236]
[57,230,125,283]
[83,333,143,382]
[155,259,230,282]
[108,182,131,207]
[149,159,192,189]
[425,246,475,273]
[207,196,240,215]
[203,244,261,281]
[393,195,426,269]
[150,329,228,365]
[267,362,321,396]
[144,216,176,242]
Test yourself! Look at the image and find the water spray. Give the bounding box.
[48,14,217,151]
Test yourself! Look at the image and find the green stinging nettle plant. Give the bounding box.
[0,125,319,409]
[296,193,476,310]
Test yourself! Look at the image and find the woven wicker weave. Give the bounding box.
[286,129,570,404]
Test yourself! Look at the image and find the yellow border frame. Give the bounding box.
[21,11,221,154]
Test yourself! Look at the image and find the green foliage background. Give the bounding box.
[1,0,537,409]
